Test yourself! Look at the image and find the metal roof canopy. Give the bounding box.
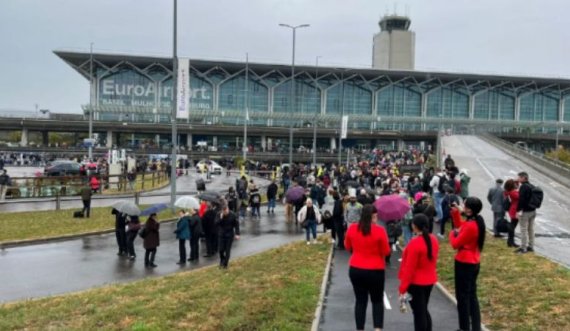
[55,50,570,92]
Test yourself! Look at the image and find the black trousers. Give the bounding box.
[190,236,200,260]
[144,248,156,266]
[219,235,234,268]
[178,239,187,262]
[408,284,434,331]
[115,228,127,254]
[349,267,385,330]
[82,199,91,218]
[507,218,519,245]
[455,261,481,331]
[333,220,345,249]
[206,232,218,255]
[126,232,137,257]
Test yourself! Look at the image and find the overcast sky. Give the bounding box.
[1,0,569,113]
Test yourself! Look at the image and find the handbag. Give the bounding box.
[138,225,147,238]
[300,219,309,228]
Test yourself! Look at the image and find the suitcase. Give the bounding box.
[73,211,84,218]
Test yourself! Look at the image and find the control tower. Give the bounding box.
[372,15,415,70]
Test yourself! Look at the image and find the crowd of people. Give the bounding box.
[100,144,546,331]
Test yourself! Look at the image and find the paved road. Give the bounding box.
[0,204,305,303]
[0,171,269,213]
[319,248,458,330]
[443,135,570,266]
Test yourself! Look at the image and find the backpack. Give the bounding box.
[528,184,544,210]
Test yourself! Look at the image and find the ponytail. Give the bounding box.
[412,214,433,260]
[475,215,486,251]
[422,229,433,261]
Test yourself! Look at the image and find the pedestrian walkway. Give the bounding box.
[319,248,458,330]
[0,204,301,303]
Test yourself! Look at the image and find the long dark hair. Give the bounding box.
[358,204,376,236]
[413,214,433,260]
[464,197,486,251]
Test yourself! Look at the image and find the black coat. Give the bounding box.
[143,217,160,249]
[112,208,126,230]
[202,209,217,235]
[267,183,278,199]
[216,211,240,238]
[332,199,344,223]
[188,214,203,237]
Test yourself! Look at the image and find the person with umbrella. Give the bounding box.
[188,208,202,262]
[111,208,127,256]
[126,215,141,261]
[216,204,240,269]
[174,210,190,265]
[143,213,160,268]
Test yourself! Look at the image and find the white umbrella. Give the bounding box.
[115,201,141,216]
[111,200,129,210]
[174,196,200,210]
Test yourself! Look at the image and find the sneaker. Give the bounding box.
[306,241,311,245]
[176,261,186,265]
[437,233,445,239]
[331,239,336,244]
[527,247,534,252]
[515,248,528,254]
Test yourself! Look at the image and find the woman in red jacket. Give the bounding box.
[449,197,486,331]
[398,214,439,331]
[345,205,391,331]
[503,179,520,247]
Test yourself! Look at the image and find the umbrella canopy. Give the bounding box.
[141,203,169,216]
[111,200,130,211]
[374,194,411,222]
[199,191,222,203]
[285,186,305,203]
[114,201,141,216]
[174,196,200,210]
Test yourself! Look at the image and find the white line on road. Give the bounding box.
[384,292,392,310]
[476,158,495,180]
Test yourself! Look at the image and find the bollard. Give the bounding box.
[55,192,61,211]
[134,191,140,205]
[141,172,145,190]
[152,172,155,188]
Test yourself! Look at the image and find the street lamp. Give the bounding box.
[88,42,94,161]
[170,0,178,211]
[312,55,322,167]
[335,68,351,166]
[279,23,310,166]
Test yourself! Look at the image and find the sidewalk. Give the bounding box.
[319,248,458,330]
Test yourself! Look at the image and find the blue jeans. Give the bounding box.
[434,191,444,220]
[268,198,276,210]
[402,222,413,246]
[251,205,260,217]
[305,219,317,241]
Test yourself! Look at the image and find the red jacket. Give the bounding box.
[398,234,439,294]
[449,220,481,264]
[450,208,465,229]
[198,202,207,218]
[344,223,391,270]
[504,190,519,220]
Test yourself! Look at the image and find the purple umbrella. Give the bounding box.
[374,194,411,222]
[286,186,305,203]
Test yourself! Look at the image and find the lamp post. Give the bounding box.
[243,53,249,161]
[279,23,310,166]
[88,42,94,161]
[312,55,321,168]
[335,68,351,166]
[170,0,178,210]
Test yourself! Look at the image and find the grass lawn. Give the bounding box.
[0,240,330,331]
[0,206,175,244]
[437,236,570,331]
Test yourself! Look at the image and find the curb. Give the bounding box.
[0,218,177,249]
[310,241,335,331]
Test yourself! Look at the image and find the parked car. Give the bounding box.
[195,160,223,174]
[44,161,81,176]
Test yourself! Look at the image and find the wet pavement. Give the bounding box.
[0,171,269,213]
[319,248,458,331]
[443,135,570,267]
[0,204,305,303]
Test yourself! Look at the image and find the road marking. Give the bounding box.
[384,292,392,310]
[475,158,494,180]
[550,181,561,188]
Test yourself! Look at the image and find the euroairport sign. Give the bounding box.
[98,69,212,110]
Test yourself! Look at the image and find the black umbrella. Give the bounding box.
[199,191,222,203]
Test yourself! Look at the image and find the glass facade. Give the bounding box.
[474,91,515,120]
[79,55,568,134]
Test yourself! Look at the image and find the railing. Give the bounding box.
[3,171,169,200]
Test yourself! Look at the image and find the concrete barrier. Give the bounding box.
[480,134,570,188]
